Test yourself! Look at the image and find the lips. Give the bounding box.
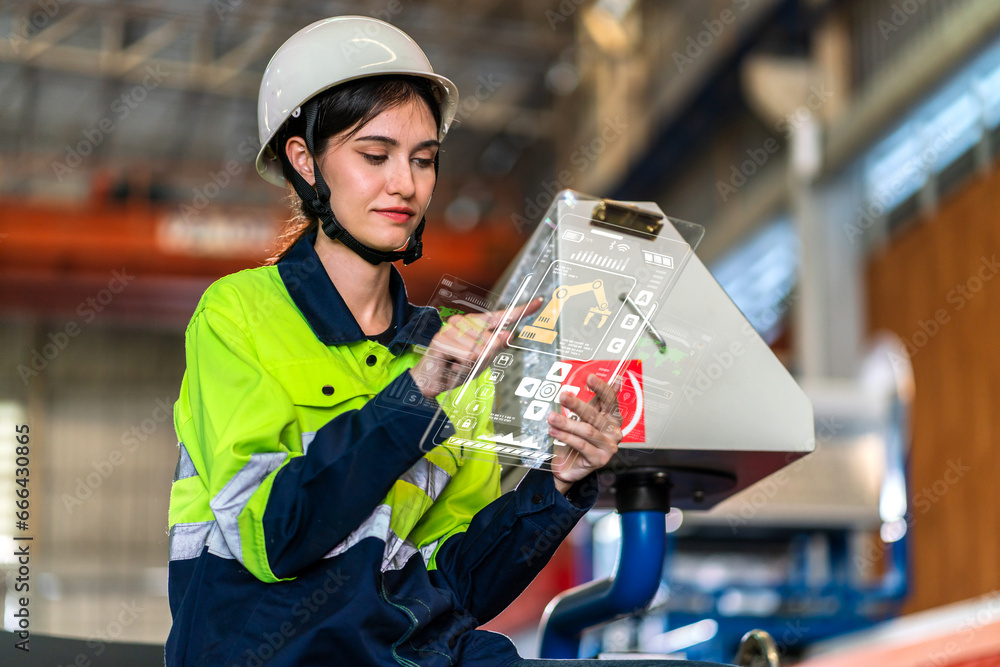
[374,207,415,223]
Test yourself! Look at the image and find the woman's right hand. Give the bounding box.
[409,298,543,398]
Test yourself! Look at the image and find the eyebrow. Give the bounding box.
[353,135,439,151]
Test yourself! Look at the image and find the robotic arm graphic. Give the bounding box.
[518,280,612,344]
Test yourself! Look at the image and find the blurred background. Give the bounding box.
[1,0,999,663]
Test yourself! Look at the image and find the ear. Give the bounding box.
[284,136,315,186]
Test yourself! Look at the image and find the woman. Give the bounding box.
[166,16,704,667]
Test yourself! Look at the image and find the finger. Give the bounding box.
[483,297,544,331]
[432,331,488,366]
[440,313,497,348]
[519,296,544,317]
[548,422,615,467]
[560,393,623,442]
[456,318,491,342]
[443,313,489,337]
[548,409,615,447]
[588,374,623,417]
[434,341,478,364]
[434,325,479,352]
[481,331,509,362]
[557,391,600,430]
[558,390,615,430]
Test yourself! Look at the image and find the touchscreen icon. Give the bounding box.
[545,361,573,382]
[536,381,560,401]
[515,377,542,398]
[523,400,550,421]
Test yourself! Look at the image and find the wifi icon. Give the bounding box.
[616,243,631,252]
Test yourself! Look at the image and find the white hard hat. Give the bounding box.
[255,16,460,186]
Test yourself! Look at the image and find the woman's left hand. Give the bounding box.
[547,374,624,495]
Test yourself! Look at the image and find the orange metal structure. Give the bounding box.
[0,200,523,327]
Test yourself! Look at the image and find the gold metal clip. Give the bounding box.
[591,200,664,239]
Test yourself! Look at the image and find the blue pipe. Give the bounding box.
[538,511,667,658]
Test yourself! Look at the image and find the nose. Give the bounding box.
[386,156,417,199]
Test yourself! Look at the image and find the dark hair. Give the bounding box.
[265,75,443,264]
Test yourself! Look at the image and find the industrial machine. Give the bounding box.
[380,190,817,660]
[642,336,913,661]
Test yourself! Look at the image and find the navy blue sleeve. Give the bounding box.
[262,372,454,578]
[430,468,600,623]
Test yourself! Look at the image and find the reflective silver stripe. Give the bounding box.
[173,443,198,482]
[385,538,415,571]
[320,461,452,566]
[206,521,235,560]
[169,521,215,561]
[420,540,439,562]
[399,459,452,502]
[209,452,287,565]
[301,431,317,454]
[384,538,440,572]
[383,530,406,568]
[323,503,393,561]
[322,504,435,571]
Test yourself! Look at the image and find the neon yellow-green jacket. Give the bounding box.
[165,232,598,667]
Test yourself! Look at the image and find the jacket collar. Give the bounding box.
[277,231,441,354]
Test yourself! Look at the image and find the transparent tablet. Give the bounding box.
[388,190,705,470]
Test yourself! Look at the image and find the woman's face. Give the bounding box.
[289,98,439,254]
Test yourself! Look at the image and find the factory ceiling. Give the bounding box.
[0,0,574,204]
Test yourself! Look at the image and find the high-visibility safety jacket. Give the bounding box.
[166,232,599,666]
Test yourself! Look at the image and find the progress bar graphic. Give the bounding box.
[570,250,629,271]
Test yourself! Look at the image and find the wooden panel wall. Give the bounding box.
[867,165,1000,614]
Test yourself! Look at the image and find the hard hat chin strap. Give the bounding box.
[288,100,427,266]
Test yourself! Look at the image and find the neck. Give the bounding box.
[313,230,395,335]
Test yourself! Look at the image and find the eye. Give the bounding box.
[362,154,387,165]
[412,157,435,169]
